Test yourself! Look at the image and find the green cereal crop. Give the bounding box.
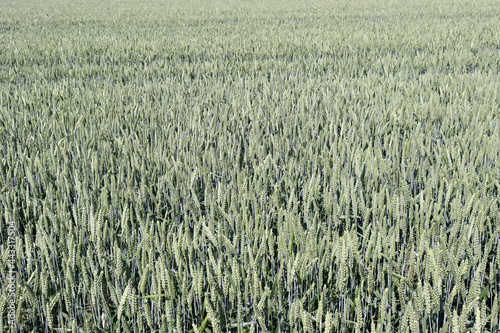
[0,0,499,331]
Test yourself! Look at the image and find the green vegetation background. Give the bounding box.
[0,0,499,332]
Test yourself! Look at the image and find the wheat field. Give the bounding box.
[0,0,499,332]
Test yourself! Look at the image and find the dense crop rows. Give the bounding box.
[1,0,499,332]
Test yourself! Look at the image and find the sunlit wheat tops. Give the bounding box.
[0,0,499,331]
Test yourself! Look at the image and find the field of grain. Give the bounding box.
[0,0,499,332]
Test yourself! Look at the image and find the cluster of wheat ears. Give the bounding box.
[0,0,499,332]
